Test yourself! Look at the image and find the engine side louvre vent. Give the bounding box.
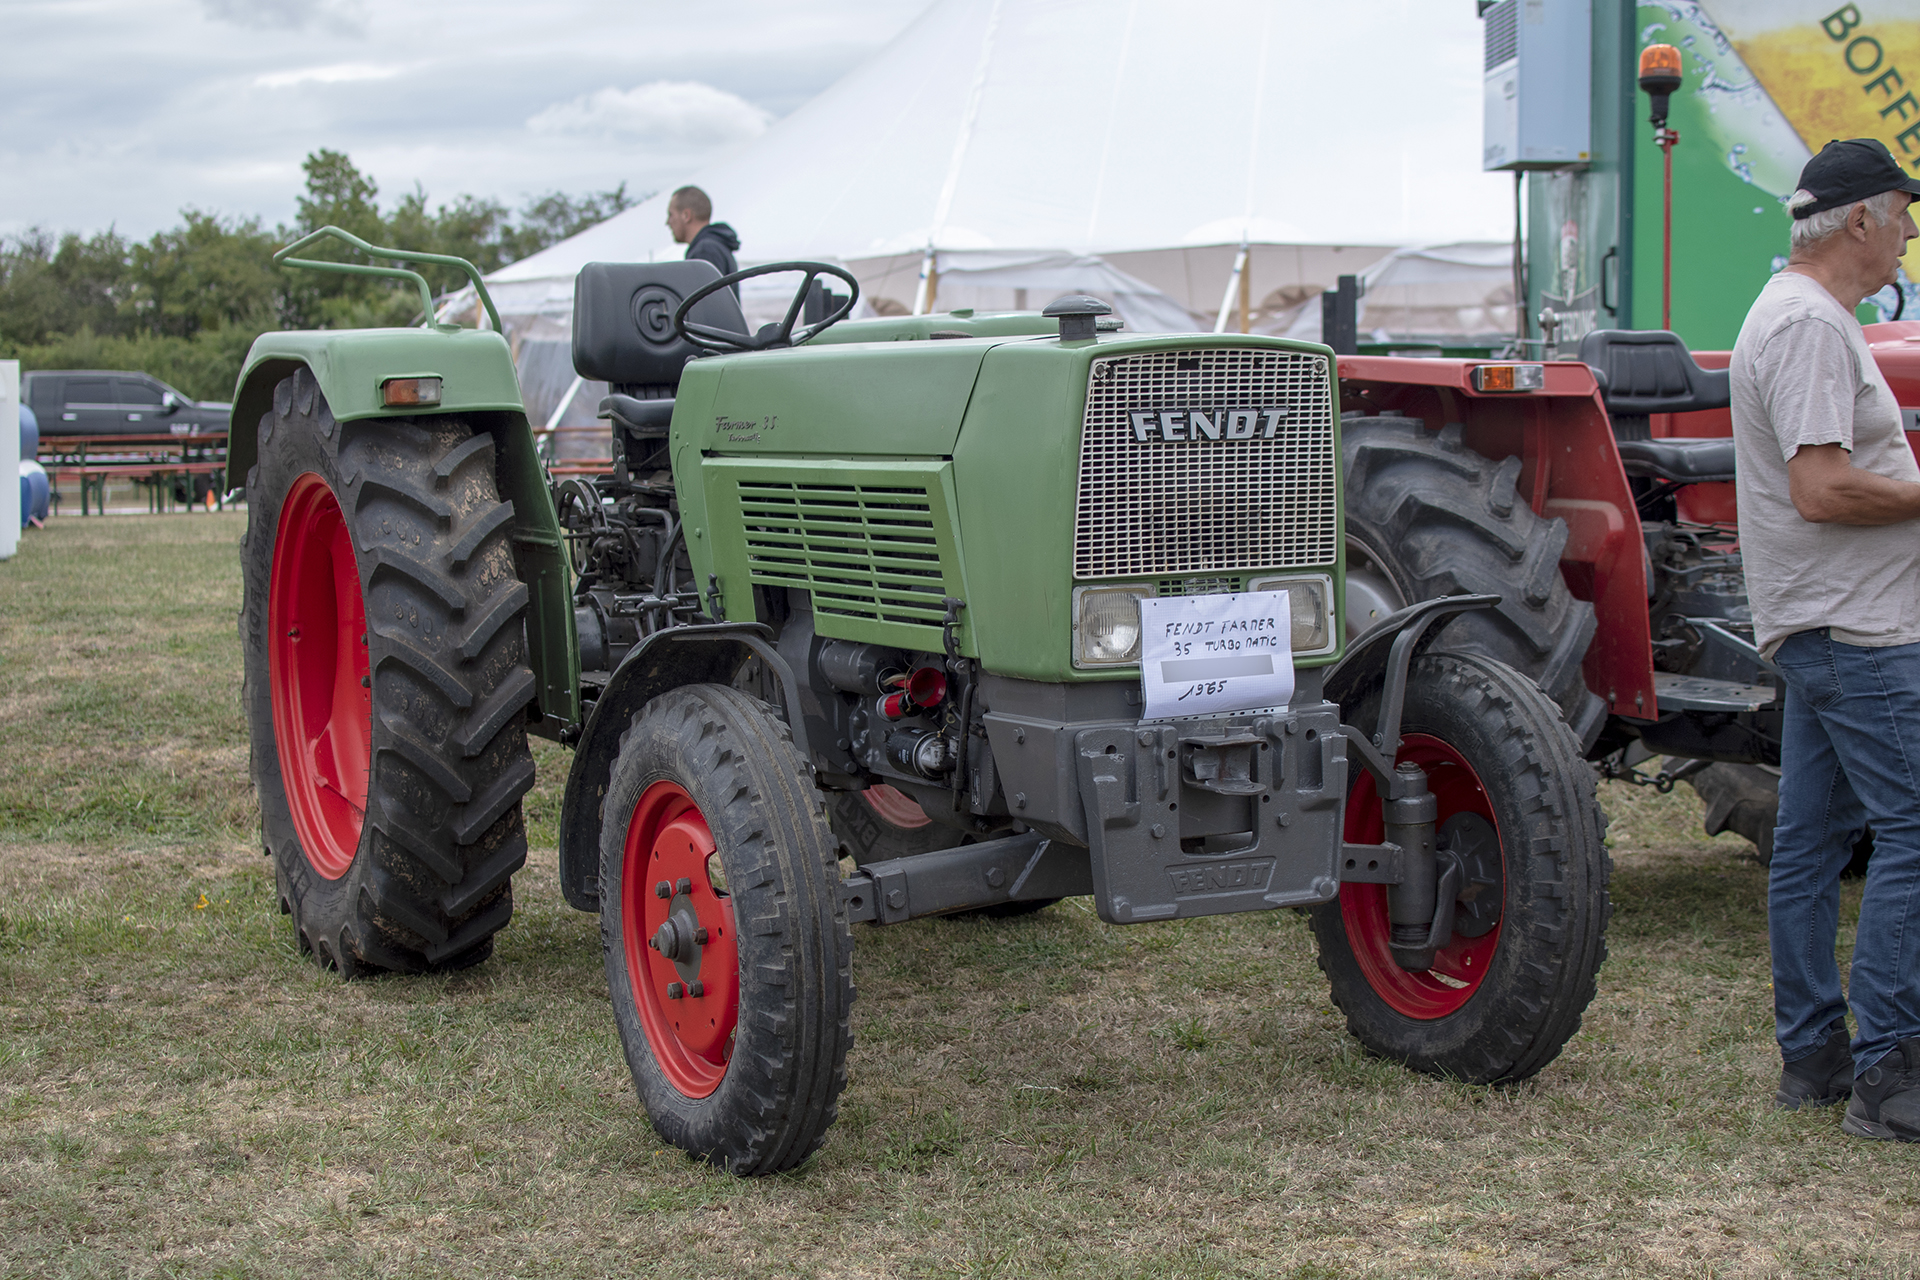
[738,480,949,629]
[697,457,974,656]
[1074,348,1338,580]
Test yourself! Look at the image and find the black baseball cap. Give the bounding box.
[1792,138,1920,219]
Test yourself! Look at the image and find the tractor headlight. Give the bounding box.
[1245,574,1337,656]
[1072,585,1150,667]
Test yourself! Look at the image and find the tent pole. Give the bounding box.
[1512,171,1526,346]
[1238,252,1252,334]
[1213,241,1249,333]
[541,374,584,444]
[912,249,937,315]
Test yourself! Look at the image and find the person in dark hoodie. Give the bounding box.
[667,186,740,293]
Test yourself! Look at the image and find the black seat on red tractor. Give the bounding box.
[1615,436,1735,484]
[1578,328,1731,418]
[571,260,750,442]
[1578,328,1736,490]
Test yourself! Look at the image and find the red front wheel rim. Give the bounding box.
[1341,733,1503,1019]
[623,780,740,1098]
[268,472,371,880]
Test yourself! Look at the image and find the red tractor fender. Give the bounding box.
[1336,356,1659,721]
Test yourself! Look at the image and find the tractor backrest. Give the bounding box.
[1577,329,1731,417]
[571,261,749,392]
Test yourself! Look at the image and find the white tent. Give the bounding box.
[496,0,1504,276]
[481,0,1509,429]
[842,249,1197,332]
[1281,242,1519,348]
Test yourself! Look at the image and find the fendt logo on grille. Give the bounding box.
[1128,409,1289,443]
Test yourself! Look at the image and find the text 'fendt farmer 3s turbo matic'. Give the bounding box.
[233,229,1610,1174]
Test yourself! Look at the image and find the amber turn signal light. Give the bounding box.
[380,376,442,408]
[1470,364,1546,393]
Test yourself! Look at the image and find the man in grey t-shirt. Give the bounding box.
[1731,138,1920,1139]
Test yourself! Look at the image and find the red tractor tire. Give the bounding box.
[241,368,538,975]
[1343,416,1608,752]
[600,683,855,1175]
[1312,652,1611,1083]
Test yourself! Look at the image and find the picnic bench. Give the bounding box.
[541,424,613,480]
[37,434,229,515]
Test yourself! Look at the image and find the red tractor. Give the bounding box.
[1331,322,1920,858]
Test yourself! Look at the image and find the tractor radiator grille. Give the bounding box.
[737,480,949,628]
[1074,347,1338,580]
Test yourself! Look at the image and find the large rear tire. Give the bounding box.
[601,684,854,1174]
[1311,653,1611,1083]
[241,368,538,975]
[1342,416,1607,751]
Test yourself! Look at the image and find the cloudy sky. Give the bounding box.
[1,0,931,240]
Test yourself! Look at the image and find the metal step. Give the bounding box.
[1654,672,1779,713]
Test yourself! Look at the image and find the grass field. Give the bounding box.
[2,514,1915,1279]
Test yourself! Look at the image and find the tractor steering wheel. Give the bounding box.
[672,261,861,353]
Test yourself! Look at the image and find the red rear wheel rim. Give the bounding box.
[1341,733,1503,1019]
[623,780,740,1098]
[268,472,372,880]
[863,784,931,829]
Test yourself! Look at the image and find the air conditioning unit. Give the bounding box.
[1482,0,1591,171]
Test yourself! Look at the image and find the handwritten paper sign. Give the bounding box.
[1138,590,1295,721]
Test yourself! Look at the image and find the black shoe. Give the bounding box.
[1843,1039,1920,1142]
[1777,1018,1853,1110]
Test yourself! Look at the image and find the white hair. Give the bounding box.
[1788,188,1906,250]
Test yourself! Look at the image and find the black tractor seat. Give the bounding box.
[572,260,751,460]
[1579,328,1738,501]
[1615,436,1736,485]
[599,392,676,436]
[1578,328,1731,419]
[572,259,749,389]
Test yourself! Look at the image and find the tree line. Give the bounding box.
[0,150,635,403]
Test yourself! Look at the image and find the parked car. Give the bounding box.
[23,370,231,439]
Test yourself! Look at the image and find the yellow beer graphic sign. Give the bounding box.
[1715,3,1920,162]
[1681,2,1920,282]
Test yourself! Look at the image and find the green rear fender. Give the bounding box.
[231,327,581,733]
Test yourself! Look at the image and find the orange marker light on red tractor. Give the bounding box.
[1471,363,1546,393]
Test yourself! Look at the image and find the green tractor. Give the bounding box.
[233,229,1610,1174]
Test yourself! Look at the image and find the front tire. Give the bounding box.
[1312,653,1611,1083]
[601,684,854,1174]
[241,369,538,975]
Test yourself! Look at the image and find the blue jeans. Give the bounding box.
[1770,628,1920,1073]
